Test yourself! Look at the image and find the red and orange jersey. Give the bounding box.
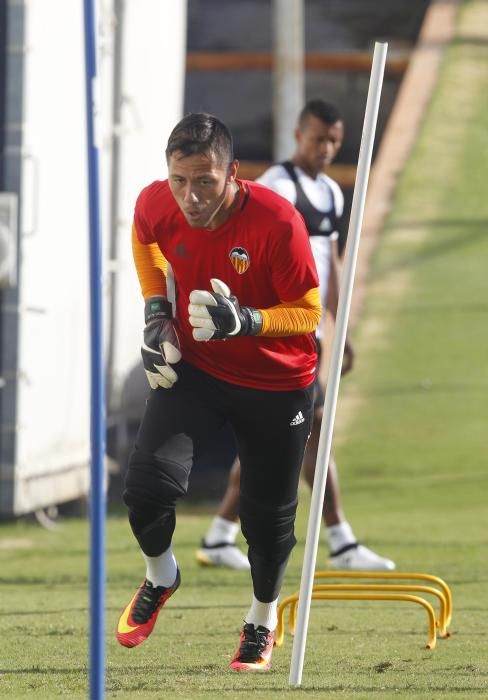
[133,179,320,390]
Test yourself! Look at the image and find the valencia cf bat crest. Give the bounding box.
[229,246,250,274]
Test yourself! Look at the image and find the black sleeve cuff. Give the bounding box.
[242,307,263,336]
[144,296,173,323]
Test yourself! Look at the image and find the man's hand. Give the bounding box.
[188,278,262,341]
[142,296,182,388]
[341,336,355,376]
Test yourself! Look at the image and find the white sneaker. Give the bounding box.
[329,543,396,571]
[196,541,250,570]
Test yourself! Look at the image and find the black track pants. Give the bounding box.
[124,360,313,601]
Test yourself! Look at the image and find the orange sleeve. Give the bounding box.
[258,287,321,336]
[132,223,168,299]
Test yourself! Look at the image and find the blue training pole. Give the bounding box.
[82,1,106,698]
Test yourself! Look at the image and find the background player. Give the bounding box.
[197,100,395,573]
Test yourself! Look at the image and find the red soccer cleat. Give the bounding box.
[116,570,181,648]
[230,623,275,672]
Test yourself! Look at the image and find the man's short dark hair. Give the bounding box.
[298,100,342,128]
[165,112,234,164]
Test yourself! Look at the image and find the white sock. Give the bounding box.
[245,594,278,632]
[326,521,357,553]
[204,516,239,546]
[143,546,178,588]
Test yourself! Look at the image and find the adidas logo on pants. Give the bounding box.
[289,411,305,426]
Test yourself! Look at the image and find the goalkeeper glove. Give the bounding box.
[141,296,181,388]
[188,278,262,341]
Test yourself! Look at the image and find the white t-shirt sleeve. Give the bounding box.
[256,165,297,205]
[324,174,344,219]
[319,173,343,240]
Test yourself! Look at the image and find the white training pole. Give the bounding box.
[288,41,388,688]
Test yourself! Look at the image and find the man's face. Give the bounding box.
[167,150,237,229]
[295,115,344,175]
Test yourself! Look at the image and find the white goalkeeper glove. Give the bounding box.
[141,296,181,388]
[188,278,262,341]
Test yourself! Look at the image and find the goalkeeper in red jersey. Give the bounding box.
[116,112,321,672]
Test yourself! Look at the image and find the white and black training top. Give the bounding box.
[256,162,344,338]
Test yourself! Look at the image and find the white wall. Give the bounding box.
[14,0,187,513]
[16,0,91,512]
[110,0,187,400]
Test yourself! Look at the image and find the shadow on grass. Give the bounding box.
[452,35,488,48]
[374,217,488,277]
[358,381,488,398]
[371,301,488,314]
[0,603,244,617]
[0,571,250,587]
[0,667,86,674]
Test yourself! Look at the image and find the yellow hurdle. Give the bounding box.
[315,571,453,627]
[289,584,449,638]
[275,571,452,651]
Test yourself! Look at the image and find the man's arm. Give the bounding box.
[326,238,341,320]
[132,224,167,299]
[188,281,321,341]
[132,223,181,388]
[259,287,321,336]
[326,238,354,375]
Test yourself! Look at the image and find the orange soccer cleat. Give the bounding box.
[116,570,181,648]
[230,623,275,672]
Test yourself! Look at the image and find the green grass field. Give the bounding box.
[1,1,488,697]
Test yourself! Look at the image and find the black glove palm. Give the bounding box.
[142,297,181,388]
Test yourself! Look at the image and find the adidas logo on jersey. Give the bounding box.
[290,411,305,426]
[174,242,190,258]
[319,216,332,232]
